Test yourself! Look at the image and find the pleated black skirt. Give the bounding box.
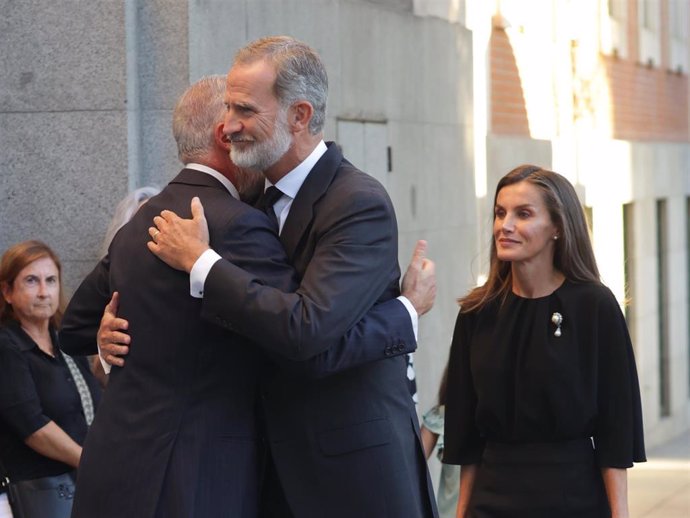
[467,439,610,518]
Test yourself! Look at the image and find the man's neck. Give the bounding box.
[200,152,238,185]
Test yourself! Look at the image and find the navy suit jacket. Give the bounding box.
[61,167,420,518]
[60,170,297,518]
[202,144,438,518]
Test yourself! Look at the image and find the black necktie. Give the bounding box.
[258,186,284,230]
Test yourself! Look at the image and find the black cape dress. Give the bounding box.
[443,280,645,518]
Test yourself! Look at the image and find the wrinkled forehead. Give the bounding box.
[225,59,278,103]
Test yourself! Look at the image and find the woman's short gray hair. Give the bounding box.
[100,186,161,257]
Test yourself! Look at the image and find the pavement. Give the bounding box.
[629,430,690,518]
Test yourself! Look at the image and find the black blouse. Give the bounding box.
[443,280,646,468]
[0,321,101,481]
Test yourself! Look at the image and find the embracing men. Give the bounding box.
[62,36,438,518]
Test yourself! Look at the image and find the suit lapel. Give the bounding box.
[280,142,343,260]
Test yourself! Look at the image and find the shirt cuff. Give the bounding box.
[97,346,111,375]
[190,249,222,298]
[397,295,418,340]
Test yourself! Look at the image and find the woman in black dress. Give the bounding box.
[443,166,645,518]
[0,241,101,517]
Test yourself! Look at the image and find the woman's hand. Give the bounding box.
[456,464,477,518]
[602,467,629,518]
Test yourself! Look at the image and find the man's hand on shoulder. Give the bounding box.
[402,240,436,316]
[98,292,131,368]
[147,197,211,273]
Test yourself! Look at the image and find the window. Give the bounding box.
[641,0,656,29]
[669,0,688,72]
[608,0,625,19]
[686,197,690,396]
[638,0,661,66]
[657,199,671,416]
[601,0,628,58]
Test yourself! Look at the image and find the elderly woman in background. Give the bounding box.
[0,241,101,518]
[99,186,161,258]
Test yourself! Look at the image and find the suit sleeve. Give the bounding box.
[216,207,414,377]
[213,208,298,294]
[279,298,415,378]
[202,186,414,362]
[59,255,112,356]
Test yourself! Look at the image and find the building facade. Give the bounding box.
[471,0,690,447]
[1,0,688,483]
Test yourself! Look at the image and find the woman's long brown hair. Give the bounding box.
[459,165,600,313]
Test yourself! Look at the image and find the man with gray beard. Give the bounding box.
[72,67,434,517]
[143,36,439,518]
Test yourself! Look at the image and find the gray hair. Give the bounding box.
[100,186,161,257]
[172,75,227,163]
[234,36,328,134]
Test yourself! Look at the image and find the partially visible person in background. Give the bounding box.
[407,353,418,406]
[421,364,460,518]
[0,241,101,518]
[99,186,161,258]
[90,186,162,387]
[444,165,645,518]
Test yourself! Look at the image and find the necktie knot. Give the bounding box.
[259,186,284,211]
[259,186,284,230]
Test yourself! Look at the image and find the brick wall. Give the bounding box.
[489,18,689,142]
[605,57,688,141]
[490,27,529,136]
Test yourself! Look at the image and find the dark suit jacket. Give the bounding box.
[202,143,438,518]
[60,170,297,518]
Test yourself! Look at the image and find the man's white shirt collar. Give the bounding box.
[185,163,240,200]
[265,140,327,198]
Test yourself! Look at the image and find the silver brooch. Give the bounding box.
[551,312,563,337]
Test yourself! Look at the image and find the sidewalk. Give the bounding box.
[629,430,690,518]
